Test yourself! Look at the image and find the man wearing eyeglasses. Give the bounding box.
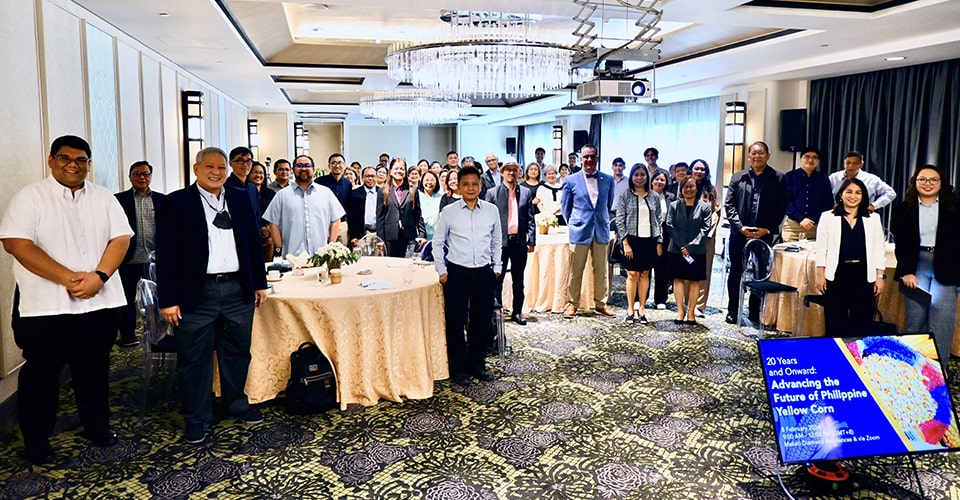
[315,153,352,245]
[480,153,502,197]
[782,147,833,242]
[1,135,133,464]
[115,161,166,348]
[155,146,268,445]
[226,146,261,219]
[264,154,345,256]
[828,150,897,212]
[268,159,292,191]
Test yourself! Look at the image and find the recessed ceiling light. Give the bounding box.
[158,12,170,17]
[819,44,829,48]
[885,56,906,62]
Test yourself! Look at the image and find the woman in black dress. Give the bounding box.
[666,177,712,324]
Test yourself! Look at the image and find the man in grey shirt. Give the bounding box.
[433,166,502,386]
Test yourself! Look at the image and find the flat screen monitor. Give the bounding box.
[758,333,960,464]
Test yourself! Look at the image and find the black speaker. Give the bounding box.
[573,130,589,152]
[506,137,516,155]
[779,109,807,152]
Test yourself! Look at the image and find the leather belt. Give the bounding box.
[842,259,862,264]
[920,246,935,253]
[206,273,238,282]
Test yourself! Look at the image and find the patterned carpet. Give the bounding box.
[1,285,959,499]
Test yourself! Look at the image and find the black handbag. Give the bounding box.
[285,342,337,414]
[609,240,624,264]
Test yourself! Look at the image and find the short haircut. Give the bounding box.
[845,150,864,161]
[361,167,377,176]
[379,153,389,159]
[535,147,546,155]
[129,160,152,174]
[229,146,253,160]
[294,154,315,167]
[748,141,770,154]
[612,157,625,166]
[673,162,689,172]
[50,135,91,158]
[458,165,481,181]
[800,146,821,158]
[196,146,227,164]
[446,150,458,158]
[328,153,345,163]
[461,156,477,167]
[643,147,659,157]
[273,158,291,171]
[581,143,598,154]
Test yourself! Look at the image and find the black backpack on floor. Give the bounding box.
[285,342,337,414]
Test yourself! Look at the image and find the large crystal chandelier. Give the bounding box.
[359,91,471,124]
[385,12,572,98]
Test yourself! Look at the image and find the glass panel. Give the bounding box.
[85,24,120,192]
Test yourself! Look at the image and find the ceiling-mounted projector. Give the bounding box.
[577,78,652,102]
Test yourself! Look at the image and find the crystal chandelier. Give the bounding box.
[385,12,572,98]
[359,91,471,124]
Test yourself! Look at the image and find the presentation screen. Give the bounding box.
[758,334,960,464]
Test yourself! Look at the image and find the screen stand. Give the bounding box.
[908,454,927,499]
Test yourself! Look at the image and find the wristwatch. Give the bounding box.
[877,273,887,279]
[95,270,110,283]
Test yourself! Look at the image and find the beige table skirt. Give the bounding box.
[241,257,448,409]
[763,243,960,355]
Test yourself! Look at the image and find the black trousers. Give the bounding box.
[443,263,496,376]
[12,292,119,449]
[496,237,529,314]
[823,262,874,337]
[384,239,408,258]
[118,262,146,342]
[726,232,770,318]
[174,278,255,426]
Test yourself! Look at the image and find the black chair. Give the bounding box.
[135,278,178,426]
[736,239,797,337]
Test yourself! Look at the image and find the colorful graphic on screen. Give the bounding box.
[758,333,960,464]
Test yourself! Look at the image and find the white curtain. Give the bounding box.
[523,122,553,167]
[600,96,720,182]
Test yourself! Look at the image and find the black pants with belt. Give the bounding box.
[823,261,874,337]
[12,289,119,450]
[496,235,529,314]
[443,263,496,376]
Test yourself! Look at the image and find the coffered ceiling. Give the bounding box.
[73,0,960,125]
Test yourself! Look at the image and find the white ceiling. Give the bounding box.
[74,0,960,125]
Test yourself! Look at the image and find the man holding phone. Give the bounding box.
[723,141,787,324]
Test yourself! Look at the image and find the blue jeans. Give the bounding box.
[904,251,958,374]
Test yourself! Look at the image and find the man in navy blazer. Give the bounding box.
[560,144,616,318]
[156,146,268,445]
[484,158,536,324]
[115,161,165,347]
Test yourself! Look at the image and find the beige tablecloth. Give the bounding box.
[503,230,600,313]
[764,242,960,355]
[244,257,448,409]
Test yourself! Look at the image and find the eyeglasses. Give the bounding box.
[294,163,313,169]
[329,160,345,166]
[130,171,152,177]
[231,158,253,165]
[55,155,90,166]
[916,177,940,184]
[801,155,819,160]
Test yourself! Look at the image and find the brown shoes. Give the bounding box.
[594,306,616,317]
[562,304,578,319]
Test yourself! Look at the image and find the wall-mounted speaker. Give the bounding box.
[506,137,517,155]
[779,109,807,152]
[573,130,589,152]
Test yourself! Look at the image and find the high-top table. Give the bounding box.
[243,257,448,409]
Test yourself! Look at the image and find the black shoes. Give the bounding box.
[117,336,139,348]
[725,314,737,324]
[453,372,472,386]
[510,314,527,325]
[23,442,55,465]
[472,369,495,382]
[81,428,118,447]
[232,408,264,425]
[184,422,206,444]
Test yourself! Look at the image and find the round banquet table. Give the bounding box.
[242,257,448,409]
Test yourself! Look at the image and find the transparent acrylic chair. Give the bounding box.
[135,278,178,426]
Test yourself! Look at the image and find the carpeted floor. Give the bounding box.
[1,282,959,499]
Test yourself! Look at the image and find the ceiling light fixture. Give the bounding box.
[885,56,906,62]
[385,11,572,98]
[359,91,471,124]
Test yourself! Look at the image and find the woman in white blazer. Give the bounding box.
[813,178,887,337]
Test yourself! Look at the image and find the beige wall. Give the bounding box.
[0,0,248,378]
[252,112,295,166]
[306,123,345,171]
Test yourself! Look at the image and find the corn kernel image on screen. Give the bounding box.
[758,334,960,464]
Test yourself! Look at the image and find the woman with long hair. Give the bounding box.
[666,176,712,325]
[521,162,541,191]
[613,164,662,324]
[376,158,425,257]
[419,171,444,240]
[406,167,421,191]
[892,164,960,376]
[416,159,430,176]
[439,169,461,210]
[650,170,675,309]
[814,178,886,337]
[248,161,277,261]
[690,159,720,316]
[558,163,570,184]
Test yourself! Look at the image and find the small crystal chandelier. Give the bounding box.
[385,11,572,98]
[359,91,471,124]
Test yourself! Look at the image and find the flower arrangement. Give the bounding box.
[308,242,359,269]
[535,212,559,228]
